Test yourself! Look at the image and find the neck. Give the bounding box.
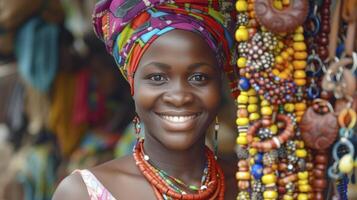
[142,133,206,186]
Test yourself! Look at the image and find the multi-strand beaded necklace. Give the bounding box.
[133,139,226,200]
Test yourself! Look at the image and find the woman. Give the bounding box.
[53,0,237,199]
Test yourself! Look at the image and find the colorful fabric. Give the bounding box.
[93,0,235,95]
[74,169,117,200]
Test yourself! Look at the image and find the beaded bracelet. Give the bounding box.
[247,114,294,152]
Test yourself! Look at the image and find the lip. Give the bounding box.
[155,111,201,132]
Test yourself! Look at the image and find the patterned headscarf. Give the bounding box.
[93,0,235,95]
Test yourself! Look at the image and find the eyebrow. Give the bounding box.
[143,62,216,71]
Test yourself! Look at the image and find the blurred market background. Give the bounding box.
[0,1,239,199]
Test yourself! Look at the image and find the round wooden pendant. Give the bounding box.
[254,0,309,33]
[300,107,338,150]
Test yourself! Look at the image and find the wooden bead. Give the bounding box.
[315,164,326,171]
[314,192,324,200]
[313,179,327,190]
[238,180,250,189]
[237,109,249,118]
[313,169,325,178]
[236,172,250,180]
[315,154,328,164]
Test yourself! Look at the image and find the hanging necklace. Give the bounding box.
[133,139,225,200]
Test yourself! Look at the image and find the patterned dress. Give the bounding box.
[74,169,117,200]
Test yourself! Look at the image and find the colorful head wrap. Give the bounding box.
[93,0,236,95]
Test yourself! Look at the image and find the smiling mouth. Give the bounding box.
[157,113,201,123]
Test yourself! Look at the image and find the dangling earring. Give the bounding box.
[214,117,219,160]
[133,116,141,141]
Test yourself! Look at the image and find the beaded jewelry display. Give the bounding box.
[234,0,314,199]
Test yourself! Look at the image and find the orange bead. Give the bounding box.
[293,60,307,69]
[294,70,306,79]
[295,78,306,86]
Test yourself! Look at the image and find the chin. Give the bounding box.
[160,133,201,151]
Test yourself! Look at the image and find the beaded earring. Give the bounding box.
[214,117,219,159]
[133,115,141,141]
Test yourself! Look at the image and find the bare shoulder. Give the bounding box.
[52,172,89,200]
[90,155,156,199]
[91,154,141,179]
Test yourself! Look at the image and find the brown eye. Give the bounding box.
[189,74,207,82]
[149,74,167,82]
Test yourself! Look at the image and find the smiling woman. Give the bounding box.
[134,30,222,151]
[52,1,237,200]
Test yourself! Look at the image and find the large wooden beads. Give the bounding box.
[254,0,309,33]
[299,107,338,150]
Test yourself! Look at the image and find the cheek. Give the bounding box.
[201,84,221,113]
[133,85,158,114]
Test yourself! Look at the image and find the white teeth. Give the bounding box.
[161,115,196,123]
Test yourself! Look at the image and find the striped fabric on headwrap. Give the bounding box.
[93,0,237,95]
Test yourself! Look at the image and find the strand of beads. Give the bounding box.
[236,91,252,200]
[235,0,255,199]
[133,140,225,200]
[292,26,308,122]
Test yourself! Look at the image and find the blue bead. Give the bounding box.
[255,153,263,163]
[252,164,264,179]
[239,77,250,91]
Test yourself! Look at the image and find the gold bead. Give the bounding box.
[247,88,256,96]
[281,51,290,60]
[283,194,294,200]
[282,0,290,6]
[287,47,294,55]
[293,33,305,42]
[294,51,308,60]
[236,135,248,145]
[236,171,250,180]
[262,174,277,185]
[295,103,306,111]
[293,42,307,51]
[279,72,289,79]
[296,149,307,158]
[295,78,306,86]
[293,60,307,70]
[298,180,309,185]
[261,100,270,107]
[297,193,309,200]
[299,184,312,192]
[297,171,309,180]
[237,57,247,68]
[237,94,249,104]
[261,106,273,116]
[270,124,278,134]
[235,26,249,41]
[263,191,278,199]
[273,0,283,10]
[275,55,284,64]
[284,103,295,113]
[295,26,304,33]
[236,118,249,126]
[249,148,257,156]
[247,104,258,113]
[294,70,306,79]
[249,113,260,121]
[235,0,248,12]
[248,96,258,104]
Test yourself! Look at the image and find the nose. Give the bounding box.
[162,80,194,107]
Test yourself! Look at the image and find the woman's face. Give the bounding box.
[133,30,222,150]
